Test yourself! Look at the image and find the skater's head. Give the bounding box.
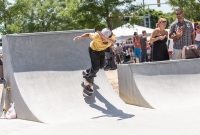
[101,28,112,38]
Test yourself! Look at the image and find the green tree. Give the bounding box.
[77,0,142,30]
[136,9,172,29]
[167,0,200,21]
[6,0,80,33]
[0,0,13,34]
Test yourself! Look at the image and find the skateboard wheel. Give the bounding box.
[83,89,93,97]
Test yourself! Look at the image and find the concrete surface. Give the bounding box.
[1,30,200,135]
[118,59,200,110]
[2,30,137,123]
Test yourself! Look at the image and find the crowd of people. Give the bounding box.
[104,8,199,70]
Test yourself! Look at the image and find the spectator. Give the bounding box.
[140,30,148,62]
[129,46,135,63]
[122,42,126,53]
[124,47,131,63]
[133,32,141,62]
[104,47,111,68]
[169,8,195,60]
[146,42,151,62]
[109,45,116,70]
[115,43,123,64]
[168,38,173,59]
[121,42,127,63]
[195,25,200,48]
[149,18,169,61]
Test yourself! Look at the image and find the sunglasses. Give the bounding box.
[176,12,182,16]
[161,21,167,23]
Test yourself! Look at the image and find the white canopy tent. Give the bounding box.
[112,23,154,44]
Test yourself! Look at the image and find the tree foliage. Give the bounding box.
[136,9,174,29]
[0,0,13,34]
[77,0,142,30]
[167,0,200,21]
[0,0,177,34]
[8,0,71,33]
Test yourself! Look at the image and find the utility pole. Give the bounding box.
[3,0,6,29]
[143,0,146,27]
[146,3,169,28]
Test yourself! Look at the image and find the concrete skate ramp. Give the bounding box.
[118,59,200,110]
[2,30,134,123]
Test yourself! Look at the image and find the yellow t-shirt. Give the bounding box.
[89,33,116,51]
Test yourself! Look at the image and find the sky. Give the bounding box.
[8,0,172,13]
[136,0,172,13]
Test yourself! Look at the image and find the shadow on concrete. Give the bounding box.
[84,84,135,121]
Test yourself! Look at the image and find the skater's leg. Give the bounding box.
[87,47,103,77]
[83,47,103,89]
[86,68,91,73]
[100,51,105,69]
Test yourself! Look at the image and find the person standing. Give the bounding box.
[169,8,195,60]
[104,47,111,68]
[122,42,127,53]
[115,43,123,64]
[121,42,127,63]
[168,38,174,59]
[73,28,116,93]
[133,32,141,62]
[195,25,200,48]
[149,18,169,61]
[109,45,116,70]
[146,42,151,62]
[140,30,148,62]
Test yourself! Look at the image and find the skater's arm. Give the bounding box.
[97,31,116,44]
[73,33,90,41]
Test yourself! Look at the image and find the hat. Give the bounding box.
[134,32,138,35]
[101,28,112,37]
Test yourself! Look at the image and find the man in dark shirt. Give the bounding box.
[169,8,194,59]
[140,30,148,62]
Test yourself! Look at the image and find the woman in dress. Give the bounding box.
[149,18,169,61]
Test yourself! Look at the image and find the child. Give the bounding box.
[73,28,116,93]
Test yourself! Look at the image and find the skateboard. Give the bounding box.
[81,82,94,97]
[0,79,10,117]
[82,71,94,97]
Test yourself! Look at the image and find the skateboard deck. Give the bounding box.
[82,70,94,97]
[81,81,94,97]
[82,88,93,97]
[0,79,10,117]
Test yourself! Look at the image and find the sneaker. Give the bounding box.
[81,82,93,93]
[82,71,86,76]
[82,72,96,78]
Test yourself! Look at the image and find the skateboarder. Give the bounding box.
[73,28,116,94]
